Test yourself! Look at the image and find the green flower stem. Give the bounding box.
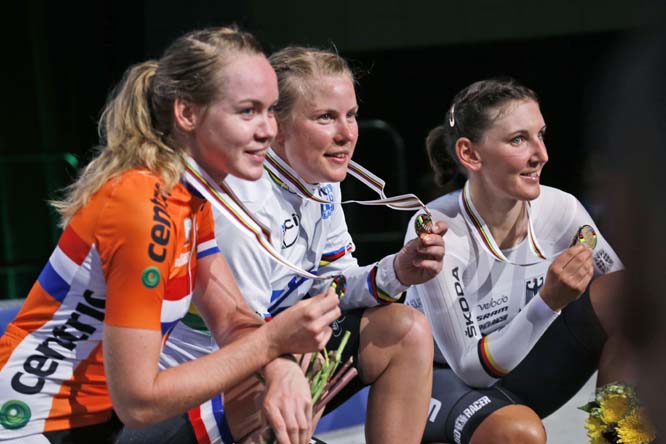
[310,330,351,405]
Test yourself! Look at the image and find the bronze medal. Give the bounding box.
[573,225,597,250]
[414,212,433,239]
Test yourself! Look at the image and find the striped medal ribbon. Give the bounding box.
[459,181,547,266]
[184,156,333,281]
[264,150,431,214]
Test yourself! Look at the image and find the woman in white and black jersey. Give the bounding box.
[405,78,633,444]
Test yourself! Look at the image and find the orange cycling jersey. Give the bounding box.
[0,169,219,439]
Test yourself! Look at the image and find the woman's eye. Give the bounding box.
[240,107,255,116]
[347,111,358,120]
[317,113,332,122]
[538,131,546,141]
[510,136,525,145]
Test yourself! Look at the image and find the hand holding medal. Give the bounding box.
[540,226,596,311]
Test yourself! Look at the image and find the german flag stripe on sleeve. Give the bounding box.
[477,336,508,378]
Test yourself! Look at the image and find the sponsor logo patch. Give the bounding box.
[525,275,544,304]
[452,267,476,338]
[281,213,300,249]
[142,266,161,288]
[594,249,614,274]
[428,397,442,422]
[148,183,171,263]
[319,185,334,219]
[453,396,492,444]
[0,400,31,430]
[477,295,509,312]
[11,290,105,396]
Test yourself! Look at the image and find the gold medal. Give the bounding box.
[572,225,597,249]
[414,212,433,239]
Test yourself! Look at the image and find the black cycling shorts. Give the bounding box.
[41,413,123,444]
[322,308,367,414]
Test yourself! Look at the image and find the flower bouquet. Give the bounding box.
[579,382,656,444]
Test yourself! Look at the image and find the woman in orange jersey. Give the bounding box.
[0,26,341,444]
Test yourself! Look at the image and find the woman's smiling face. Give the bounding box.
[276,74,358,184]
[473,99,549,202]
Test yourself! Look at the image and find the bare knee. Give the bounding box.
[470,405,546,444]
[359,304,433,381]
[363,304,433,354]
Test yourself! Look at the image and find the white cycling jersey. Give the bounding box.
[160,148,408,443]
[404,183,622,387]
[163,148,407,358]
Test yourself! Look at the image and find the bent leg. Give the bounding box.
[470,405,546,444]
[423,366,539,444]
[359,304,433,444]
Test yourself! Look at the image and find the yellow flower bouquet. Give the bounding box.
[579,382,656,444]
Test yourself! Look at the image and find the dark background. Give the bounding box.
[0,0,655,298]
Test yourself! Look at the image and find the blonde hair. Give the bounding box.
[52,26,263,226]
[269,46,355,123]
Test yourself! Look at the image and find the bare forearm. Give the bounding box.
[108,325,277,428]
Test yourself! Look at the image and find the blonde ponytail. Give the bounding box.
[52,25,263,226]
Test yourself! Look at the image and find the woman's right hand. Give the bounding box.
[540,244,594,311]
[267,288,341,356]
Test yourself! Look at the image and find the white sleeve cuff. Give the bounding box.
[528,293,561,320]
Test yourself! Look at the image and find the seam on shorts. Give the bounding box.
[493,385,519,404]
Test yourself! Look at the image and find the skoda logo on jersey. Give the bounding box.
[525,275,544,304]
[0,400,31,429]
[319,184,334,219]
[281,213,300,249]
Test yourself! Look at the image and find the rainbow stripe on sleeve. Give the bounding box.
[366,265,397,304]
[320,243,353,266]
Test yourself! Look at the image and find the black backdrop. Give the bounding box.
[0,1,653,294]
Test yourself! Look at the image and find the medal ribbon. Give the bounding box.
[184,156,333,280]
[264,150,431,214]
[459,181,546,265]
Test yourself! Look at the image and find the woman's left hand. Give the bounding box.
[394,220,447,285]
[262,357,314,444]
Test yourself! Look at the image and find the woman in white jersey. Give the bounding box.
[404,78,630,444]
[133,47,447,444]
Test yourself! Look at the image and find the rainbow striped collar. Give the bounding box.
[264,148,429,213]
[459,181,546,265]
[183,155,327,280]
